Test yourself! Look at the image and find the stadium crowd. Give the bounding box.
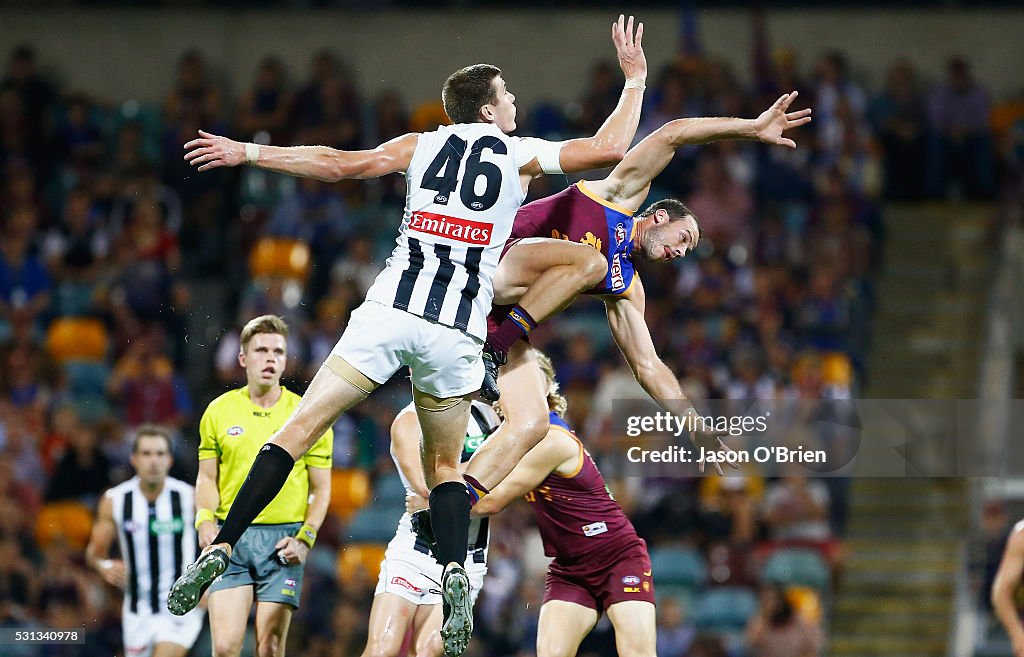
[0,25,1021,657]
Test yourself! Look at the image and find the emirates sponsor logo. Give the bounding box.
[409,211,492,245]
[391,576,422,593]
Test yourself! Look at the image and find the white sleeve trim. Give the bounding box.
[520,137,565,175]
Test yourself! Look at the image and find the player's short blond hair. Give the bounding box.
[239,315,289,353]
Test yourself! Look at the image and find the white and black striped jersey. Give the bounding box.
[365,123,559,340]
[391,401,500,562]
[108,476,198,615]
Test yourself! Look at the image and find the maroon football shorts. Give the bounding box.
[543,538,655,612]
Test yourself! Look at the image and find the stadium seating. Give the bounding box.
[328,468,370,521]
[762,548,830,590]
[693,586,759,631]
[248,237,311,281]
[373,473,407,505]
[35,501,94,550]
[345,504,404,543]
[46,317,108,363]
[337,543,387,584]
[649,545,708,588]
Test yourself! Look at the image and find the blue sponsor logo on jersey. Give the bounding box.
[228,426,244,436]
[622,575,640,585]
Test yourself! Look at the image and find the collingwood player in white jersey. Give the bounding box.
[362,401,498,657]
[86,425,205,657]
[171,16,646,657]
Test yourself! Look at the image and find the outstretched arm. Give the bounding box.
[591,91,812,209]
[604,277,735,474]
[183,131,419,182]
[471,428,579,516]
[523,15,647,177]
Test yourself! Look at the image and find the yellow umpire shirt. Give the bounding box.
[198,386,333,525]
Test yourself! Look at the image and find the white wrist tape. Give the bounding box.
[624,77,646,91]
[244,142,261,165]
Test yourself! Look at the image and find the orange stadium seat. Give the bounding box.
[35,501,94,550]
[45,317,108,363]
[329,468,371,521]
[337,543,387,584]
[249,238,311,281]
[821,352,853,387]
[786,585,823,624]
[410,101,451,132]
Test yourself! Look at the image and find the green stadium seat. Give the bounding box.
[762,548,830,590]
[693,586,758,631]
[345,505,404,543]
[373,473,407,505]
[649,545,708,587]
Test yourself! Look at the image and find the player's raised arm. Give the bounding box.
[183,131,419,182]
[604,278,736,475]
[526,14,646,176]
[593,91,812,209]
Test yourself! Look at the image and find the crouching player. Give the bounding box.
[410,350,655,657]
[364,399,499,657]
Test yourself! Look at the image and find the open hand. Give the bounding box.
[752,91,813,148]
[98,559,126,588]
[611,14,646,83]
[686,414,741,476]
[183,130,246,171]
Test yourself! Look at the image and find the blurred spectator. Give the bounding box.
[163,49,223,129]
[329,235,383,299]
[1,45,55,166]
[44,421,112,504]
[657,597,698,657]
[745,584,823,657]
[813,51,867,166]
[293,50,361,151]
[686,152,754,247]
[236,56,294,144]
[574,60,623,136]
[0,219,51,330]
[106,330,190,430]
[927,56,994,199]
[869,60,928,199]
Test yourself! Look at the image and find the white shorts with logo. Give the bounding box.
[374,522,487,606]
[123,606,205,657]
[333,300,484,398]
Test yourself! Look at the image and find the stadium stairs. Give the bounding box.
[829,202,993,657]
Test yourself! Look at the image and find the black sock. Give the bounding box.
[429,481,470,568]
[213,443,294,548]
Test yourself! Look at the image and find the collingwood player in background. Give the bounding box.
[86,425,205,657]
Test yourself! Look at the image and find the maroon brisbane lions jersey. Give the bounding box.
[526,413,642,561]
[509,182,637,297]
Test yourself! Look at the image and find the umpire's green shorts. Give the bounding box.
[208,523,305,607]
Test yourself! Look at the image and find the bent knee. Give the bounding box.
[581,249,608,284]
[363,641,404,657]
[212,639,244,657]
[537,639,578,657]
[255,637,286,657]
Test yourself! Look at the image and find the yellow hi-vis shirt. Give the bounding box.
[198,386,333,525]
